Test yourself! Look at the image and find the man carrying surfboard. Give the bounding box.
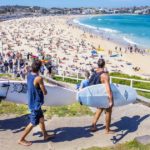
[18,60,54,146]
[90,59,114,134]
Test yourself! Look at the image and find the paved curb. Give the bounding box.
[137,95,150,107]
[135,135,150,145]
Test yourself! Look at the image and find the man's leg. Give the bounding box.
[91,108,103,131]
[18,123,33,146]
[39,117,54,140]
[105,107,114,134]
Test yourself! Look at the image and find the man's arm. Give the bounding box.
[35,76,47,95]
[101,73,113,107]
[79,80,84,90]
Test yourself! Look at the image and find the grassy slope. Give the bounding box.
[82,140,150,150]
[0,101,93,117]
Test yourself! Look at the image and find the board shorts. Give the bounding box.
[29,109,44,126]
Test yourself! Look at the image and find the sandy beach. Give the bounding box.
[0,15,150,78]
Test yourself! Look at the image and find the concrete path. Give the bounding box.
[0,103,150,150]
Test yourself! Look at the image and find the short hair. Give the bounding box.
[97,59,105,68]
[31,60,42,72]
[84,70,90,78]
[90,68,95,73]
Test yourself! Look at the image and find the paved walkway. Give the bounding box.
[0,103,150,150]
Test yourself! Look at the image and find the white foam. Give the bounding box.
[81,24,97,29]
[73,19,79,24]
[123,36,137,45]
[98,27,119,33]
[73,20,97,30]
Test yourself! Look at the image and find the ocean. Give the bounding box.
[74,15,150,49]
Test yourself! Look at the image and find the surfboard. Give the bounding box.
[77,83,137,108]
[0,80,76,106]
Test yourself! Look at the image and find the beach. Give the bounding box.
[0,15,150,78]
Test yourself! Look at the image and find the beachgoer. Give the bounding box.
[40,65,45,75]
[18,60,54,146]
[45,61,53,77]
[4,60,9,73]
[79,70,90,89]
[90,59,114,134]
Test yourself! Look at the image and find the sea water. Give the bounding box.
[74,15,150,49]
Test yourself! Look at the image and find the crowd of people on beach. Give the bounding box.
[1,16,149,80]
[0,51,54,79]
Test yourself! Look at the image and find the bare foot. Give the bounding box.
[90,125,98,132]
[44,134,55,141]
[105,130,115,134]
[18,140,32,146]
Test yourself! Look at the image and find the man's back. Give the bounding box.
[27,73,44,111]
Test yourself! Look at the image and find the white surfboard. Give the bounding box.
[0,80,76,106]
[77,83,137,108]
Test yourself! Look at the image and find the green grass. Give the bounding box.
[0,101,93,117]
[82,140,150,150]
[0,101,28,115]
[44,102,93,118]
[53,76,82,84]
[0,73,12,78]
[110,72,145,80]
[110,73,150,89]
[137,91,150,99]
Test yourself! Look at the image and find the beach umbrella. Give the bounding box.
[32,55,38,59]
[91,50,97,55]
[40,60,48,63]
[97,48,104,51]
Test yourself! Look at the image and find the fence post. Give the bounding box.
[130,79,133,88]
[77,71,79,82]
[63,70,65,81]
[110,76,112,83]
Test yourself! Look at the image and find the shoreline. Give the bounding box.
[69,16,127,50]
[70,14,150,50]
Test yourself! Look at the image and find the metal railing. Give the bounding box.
[1,68,150,93]
[110,76,150,92]
[54,69,150,93]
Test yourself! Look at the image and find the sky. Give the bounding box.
[0,0,150,8]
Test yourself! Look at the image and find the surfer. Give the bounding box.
[18,60,54,146]
[90,59,114,134]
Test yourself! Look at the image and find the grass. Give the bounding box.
[110,72,144,80]
[0,101,28,115]
[0,73,12,78]
[53,76,82,84]
[82,140,150,150]
[137,91,150,99]
[0,101,93,117]
[44,102,93,118]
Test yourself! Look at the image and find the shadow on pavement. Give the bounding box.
[0,114,29,133]
[2,114,148,144]
[32,124,104,143]
[110,114,150,144]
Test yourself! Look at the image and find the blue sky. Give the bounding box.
[0,0,150,8]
